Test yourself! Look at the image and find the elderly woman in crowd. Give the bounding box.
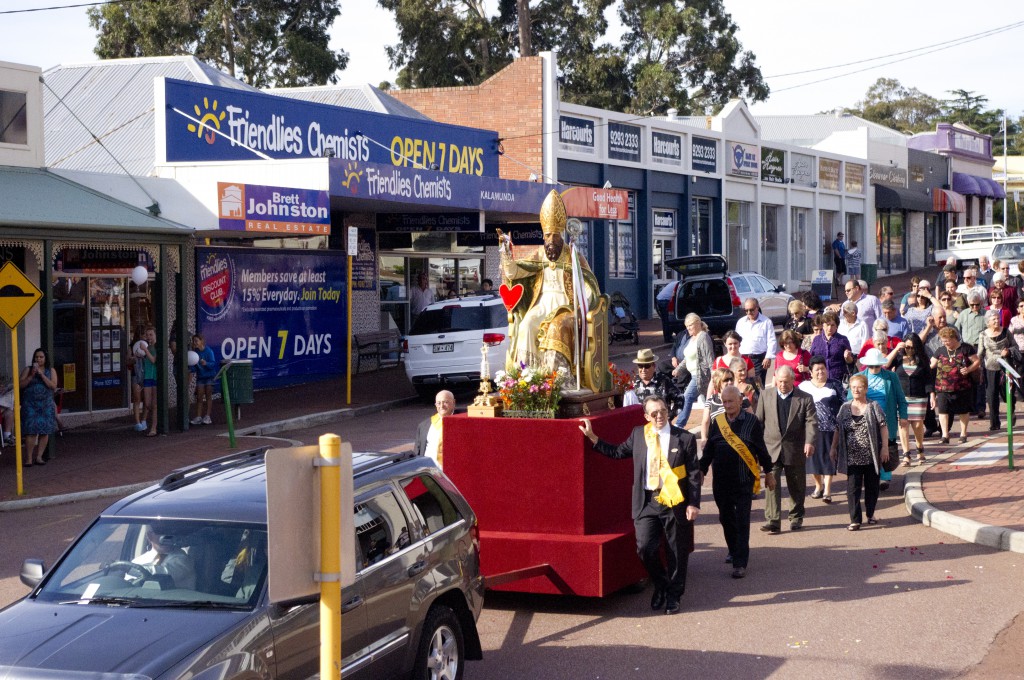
[784,300,813,336]
[774,330,811,386]
[977,309,1016,431]
[890,332,930,465]
[930,327,982,445]
[671,313,715,428]
[991,271,1018,312]
[857,319,900,369]
[988,289,1012,329]
[1010,294,1024,354]
[700,367,751,440]
[810,312,855,386]
[729,356,759,412]
[831,374,890,531]
[956,291,987,350]
[800,355,844,503]
[839,300,869,354]
[852,347,908,491]
[904,285,934,335]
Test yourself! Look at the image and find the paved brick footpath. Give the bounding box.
[921,441,1024,532]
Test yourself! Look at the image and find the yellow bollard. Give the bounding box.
[319,433,342,679]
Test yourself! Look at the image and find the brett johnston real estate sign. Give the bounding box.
[217,182,332,235]
[160,78,499,176]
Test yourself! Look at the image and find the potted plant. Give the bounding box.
[495,363,569,418]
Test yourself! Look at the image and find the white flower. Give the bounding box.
[495,370,506,382]
[521,369,535,382]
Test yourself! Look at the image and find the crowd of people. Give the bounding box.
[589,258,1024,602]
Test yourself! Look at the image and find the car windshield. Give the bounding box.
[993,243,1024,260]
[410,304,504,335]
[35,518,267,609]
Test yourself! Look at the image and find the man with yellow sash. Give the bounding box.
[579,396,701,615]
[413,390,455,469]
[700,385,776,579]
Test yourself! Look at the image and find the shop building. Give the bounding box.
[394,53,872,308]
[759,112,960,275]
[39,57,554,395]
[1,60,194,429]
[909,123,1005,229]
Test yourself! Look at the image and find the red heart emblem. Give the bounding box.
[499,283,525,312]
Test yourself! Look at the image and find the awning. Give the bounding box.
[932,188,966,213]
[952,171,1006,198]
[874,184,934,212]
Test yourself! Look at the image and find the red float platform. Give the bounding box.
[443,405,647,597]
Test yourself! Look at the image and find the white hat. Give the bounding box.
[860,347,888,367]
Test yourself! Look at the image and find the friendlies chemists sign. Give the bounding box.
[160,78,499,176]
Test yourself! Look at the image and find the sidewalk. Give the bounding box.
[0,318,670,509]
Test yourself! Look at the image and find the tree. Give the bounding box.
[846,77,940,133]
[614,0,768,115]
[88,0,349,88]
[379,0,767,116]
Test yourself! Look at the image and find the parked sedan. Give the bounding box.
[655,255,792,341]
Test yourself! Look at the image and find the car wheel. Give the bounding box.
[412,604,465,680]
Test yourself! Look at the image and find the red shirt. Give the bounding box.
[774,349,812,385]
[714,354,754,372]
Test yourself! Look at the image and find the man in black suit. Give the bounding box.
[412,390,455,469]
[701,385,776,579]
[579,396,701,614]
[756,366,818,533]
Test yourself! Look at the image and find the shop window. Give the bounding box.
[790,208,808,280]
[608,191,636,278]
[820,210,838,269]
[690,198,713,255]
[761,205,780,280]
[726,201,751,271]
[0,90,28,146]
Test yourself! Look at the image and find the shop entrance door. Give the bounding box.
[652,236,675,316]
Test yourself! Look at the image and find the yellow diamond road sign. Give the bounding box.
[0,262,43,329]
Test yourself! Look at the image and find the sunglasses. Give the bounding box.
[940,297,951,302]
[637,363,654,369]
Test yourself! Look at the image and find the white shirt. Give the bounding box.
[645,423,672,491]
[956,283,987,298]
[735,313,778,356]
[410,285,436,316]
[839,318,869,354]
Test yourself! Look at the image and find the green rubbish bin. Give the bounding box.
[861,263,878,286]
[224,359,254,405]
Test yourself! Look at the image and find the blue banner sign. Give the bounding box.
[162,78,499,176]
[607,122,642,163]
[691,136,718,173]
[217,182,331,234]
[329,158,556,213]
[195,247,346,388]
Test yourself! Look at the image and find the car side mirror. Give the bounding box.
[776,283,787,292]
[20,558,45,588]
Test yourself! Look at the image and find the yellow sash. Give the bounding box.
[643,422,687,508]
[430,413,443,466]
[714,413,762,494]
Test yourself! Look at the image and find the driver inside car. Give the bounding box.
[129,525,196,590]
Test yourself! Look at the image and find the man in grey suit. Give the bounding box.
[756,366,818,532]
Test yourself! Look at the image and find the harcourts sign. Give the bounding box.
[218,182,331,234]
[652,131,682,166]
[559,115,596,154]
[161,78,499,176]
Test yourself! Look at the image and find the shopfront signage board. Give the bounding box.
[791,153,814,186]
[161,78,499,176]
[818,159,841,191]
[558,115,596,155]
[607,122,642,163]
[869,164,908,188]
[845,164,865,194]
[561,186,629,220]
[218,182,331,235]
[761,147,785,184]
[691,137,717,173]
[652,131,683,166]
[0,262,42,329]
[376,213,478,232]
[727,142,759,178]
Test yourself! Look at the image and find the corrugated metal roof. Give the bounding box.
[42,57,256,177]
[756,114,908,147]
[0,166,193,235]
[267,83,431,120]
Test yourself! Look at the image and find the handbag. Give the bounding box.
[882,446,901,473]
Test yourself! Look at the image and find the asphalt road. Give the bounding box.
[3,400,1024,679]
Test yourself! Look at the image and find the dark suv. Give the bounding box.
[655,255,792,341]
[1,448,484,679]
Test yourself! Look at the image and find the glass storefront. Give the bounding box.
[790,207,809,280]
[690,197,713,255]
[609,192,637,278]
[726,201,752,271]
[820,210,839,269]
[876,211,906,273]
[761,204,780,280]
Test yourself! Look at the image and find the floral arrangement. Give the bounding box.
[608,362,633,394]
[495,363,569,413]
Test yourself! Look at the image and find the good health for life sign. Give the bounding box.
[196,247,346,388]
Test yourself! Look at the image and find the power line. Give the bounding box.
[0,0,138,15]
[771,21,1024,94]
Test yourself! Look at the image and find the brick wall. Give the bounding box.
[391,57,545,182]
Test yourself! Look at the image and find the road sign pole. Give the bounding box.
[12,326,23,496]
[319,433,342,679]
[1008,375,1015,471]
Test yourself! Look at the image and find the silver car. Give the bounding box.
[0,449,484,679]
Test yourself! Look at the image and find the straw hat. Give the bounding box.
[633,348,659,364]
[860,347,888,367]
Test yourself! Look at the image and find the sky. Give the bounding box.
[1,0,1022,120]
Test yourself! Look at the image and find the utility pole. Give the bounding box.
[1003,113,1008,227]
